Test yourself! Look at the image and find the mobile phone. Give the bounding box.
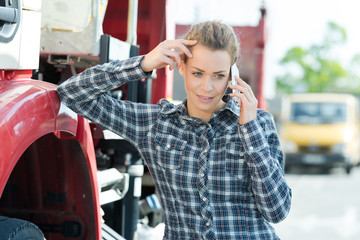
[231,64,241,106]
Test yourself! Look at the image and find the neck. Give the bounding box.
[187,100,226,122]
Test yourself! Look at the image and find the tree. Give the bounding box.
[276,22,349,95]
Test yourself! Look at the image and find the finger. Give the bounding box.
[238,92,249,105]
[174,39,197,58]
[239,87,255,103]
[160,54,176,70]
[163,48,182,69]
[235,76,256,99]
[230,91,257,109]
[230,92,248,109]
[230,85,254,104]
[179,39,198,46]
[230,91,246,102]
[233,87,258,109]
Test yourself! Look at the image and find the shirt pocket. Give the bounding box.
[154,133,187,171]
[225,140,247,179]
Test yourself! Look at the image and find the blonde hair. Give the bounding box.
[184,20,240,65]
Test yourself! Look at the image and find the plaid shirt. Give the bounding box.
[57,56,292,240]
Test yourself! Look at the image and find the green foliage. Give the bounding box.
[275,22,356,95]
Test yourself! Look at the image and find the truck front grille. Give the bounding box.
[299,145,330,154]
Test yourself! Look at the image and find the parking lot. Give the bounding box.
[274,167,360,240]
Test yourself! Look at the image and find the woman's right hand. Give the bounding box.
[140,39,197,72]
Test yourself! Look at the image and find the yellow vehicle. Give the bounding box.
[281,93,360,174]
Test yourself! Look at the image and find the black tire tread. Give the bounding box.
[0,216,44,240]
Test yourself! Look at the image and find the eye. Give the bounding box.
[215,74,225,80]
[193,72,202,77]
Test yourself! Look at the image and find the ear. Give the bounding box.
[179,61,185,76]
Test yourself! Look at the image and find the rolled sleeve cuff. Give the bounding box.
[112,55,153,80]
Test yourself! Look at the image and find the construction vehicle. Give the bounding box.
[281,93,360,174]
[0,0,268,239]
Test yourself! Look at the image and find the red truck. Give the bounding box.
[0,0,268,239]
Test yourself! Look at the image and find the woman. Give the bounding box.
[57,21,292,239]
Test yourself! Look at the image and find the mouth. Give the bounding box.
[197,95,214,103]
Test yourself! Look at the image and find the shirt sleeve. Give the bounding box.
[56,55,159,145]
[238,110,292,223]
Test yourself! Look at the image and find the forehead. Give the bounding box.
[187,44,232,71]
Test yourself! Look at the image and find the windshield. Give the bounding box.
[290,102,347,124]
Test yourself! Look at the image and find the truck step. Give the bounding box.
[97,168,129,205]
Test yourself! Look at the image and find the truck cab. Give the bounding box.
[281,93,360,174]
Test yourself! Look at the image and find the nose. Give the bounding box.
[201,76,213,92]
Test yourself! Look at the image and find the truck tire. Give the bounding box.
[0,216,44,240]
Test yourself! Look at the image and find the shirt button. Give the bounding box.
[249,146,254,151]
[206,221,211,226]
[166,144,171,149]
[202,197,207,202]
[200,173,205,177]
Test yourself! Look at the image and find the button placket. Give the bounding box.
[197,135,211,224]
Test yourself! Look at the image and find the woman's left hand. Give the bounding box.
[229,76,258,125]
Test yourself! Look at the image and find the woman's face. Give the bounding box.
[179,44,232,122]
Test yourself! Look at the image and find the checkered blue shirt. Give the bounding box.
[57,56,292,240]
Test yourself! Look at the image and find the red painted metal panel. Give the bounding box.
[103,0,171,103]
[0,72,101,239]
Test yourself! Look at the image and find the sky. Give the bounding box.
[174,0,360,98]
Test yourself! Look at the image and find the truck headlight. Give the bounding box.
[283,140,298,153]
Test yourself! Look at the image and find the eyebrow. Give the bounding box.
[191,67,227,74]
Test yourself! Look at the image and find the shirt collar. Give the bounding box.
[221,95,240,117]
[158,98,186,115]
